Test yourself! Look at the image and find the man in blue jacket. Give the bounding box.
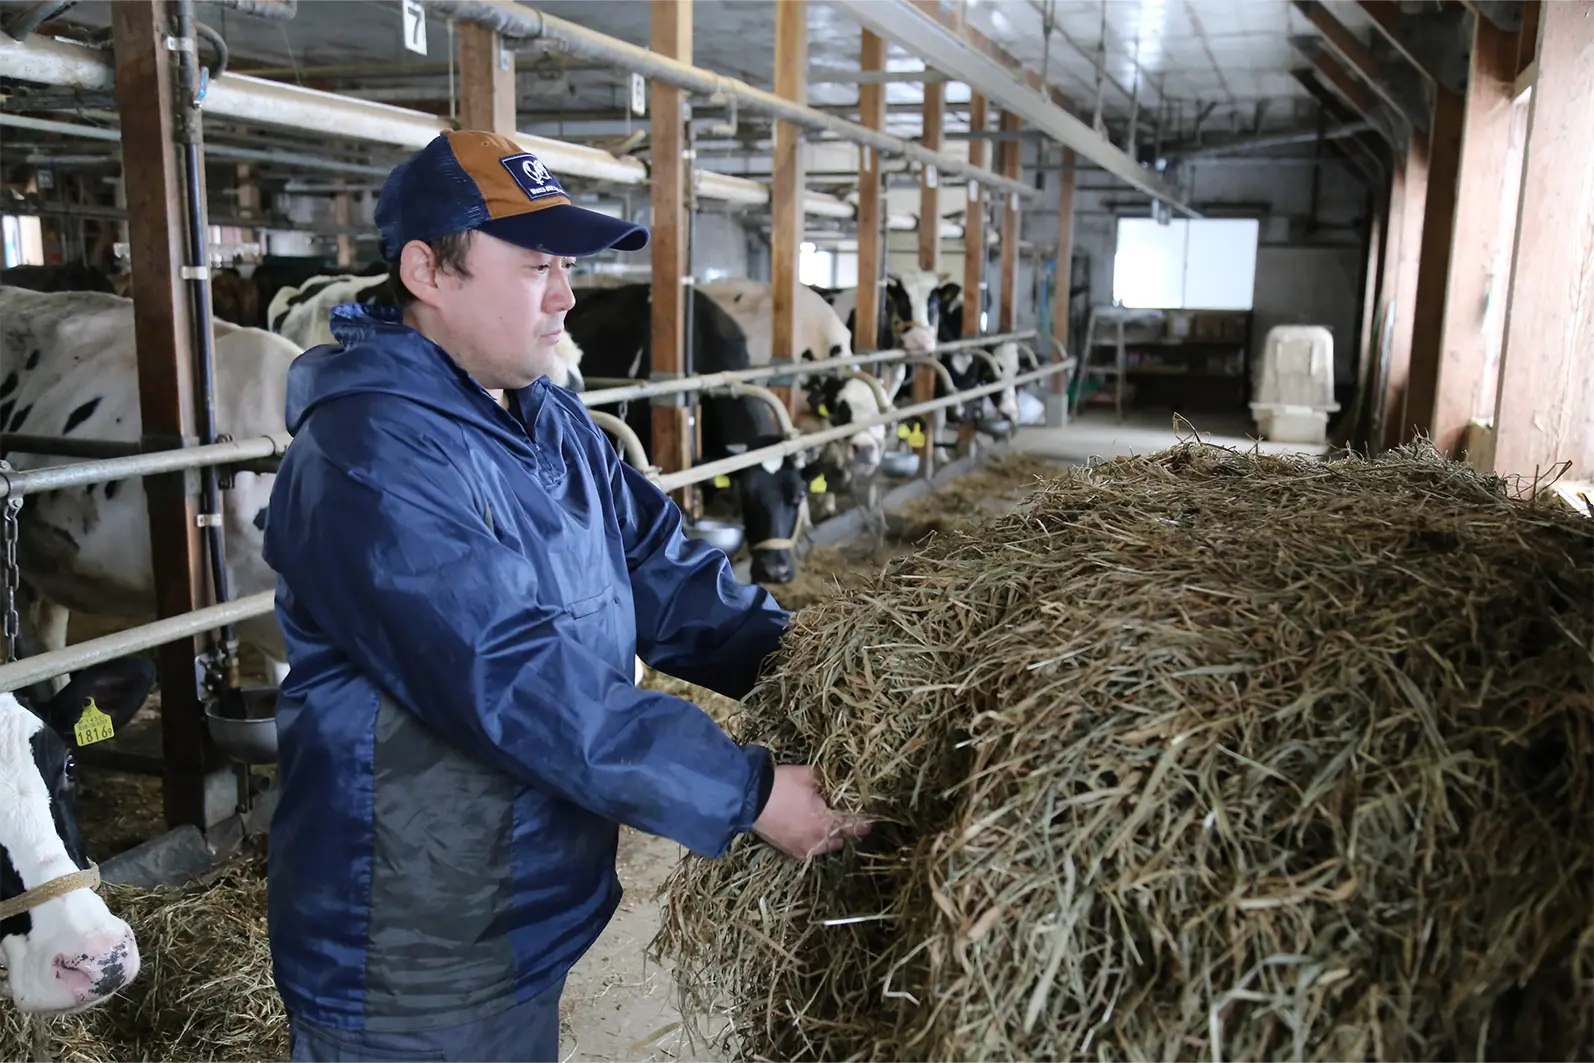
[262,130,869,1063]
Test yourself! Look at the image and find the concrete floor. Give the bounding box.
[1015,408,1331,465]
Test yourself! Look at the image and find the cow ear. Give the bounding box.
[938,281,962,303]
[42,658,156,748]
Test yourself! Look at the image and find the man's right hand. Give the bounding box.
[753,765,872,858]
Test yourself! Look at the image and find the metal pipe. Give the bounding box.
[585,409,652,471]
[837,368,893,414]
[0,113,397,177]
[0,434,142,460]
[0,32,863,218]
[1,0,74,42]
[578,330,1038,408]
[0,432,290,500]
[0,592,276,693]
[176,0,239,667]
[707,383,797,437]
[210,0,296,20]
[828,0,1196,217]
[653,359,1072,492]
[422,0,1039,203]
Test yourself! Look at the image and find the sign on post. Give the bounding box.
[401,0,427,55]
[630,72,647,116]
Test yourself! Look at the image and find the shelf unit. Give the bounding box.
[1071,306,1254,419]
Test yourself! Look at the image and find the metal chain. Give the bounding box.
[0,460,21,665]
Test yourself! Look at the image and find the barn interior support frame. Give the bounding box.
[421,0,1039,202]
[0,349,1070,695]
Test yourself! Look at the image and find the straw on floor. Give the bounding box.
[652,442,1594,1062]
[0,855,283,1063]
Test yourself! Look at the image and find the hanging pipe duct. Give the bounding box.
[210,0,297,20]
[422,0,1039,203]
[175,0,239,685]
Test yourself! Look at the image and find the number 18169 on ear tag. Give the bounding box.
[74,697,116,746]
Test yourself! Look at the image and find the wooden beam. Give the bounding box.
[1492,0,1594,481]
[1295,2,1424,130]
[855,29,885,354]
[1306,47,1383,121]
[649,0,691,480]
[110,0,213,831]
[961,92,988,339]
[1399,86,1464,444]
[918,79,944,273]
[771,0,806,420]
[1379,134,1429,451]
[1051,145,1077,413]
[1429,14,1521,457]
[997,110,1021,333]
[1515,0,1541,77]
[1355,191,1386,398]
[457,20,516,134]
[1357,0,1442,82]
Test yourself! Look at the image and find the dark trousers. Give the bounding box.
[287,978,565,1062]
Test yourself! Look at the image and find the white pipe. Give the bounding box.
[586,409,653,471]
[0,33,864,217]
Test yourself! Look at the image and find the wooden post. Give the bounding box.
[1429,15,1521,457]
[111,0,213,830]
[1355,192,1386,396]
[457,20,516,134]
[1400,86,1465,443]
[1050,146,1077,419]
[997,110,1021,333]
[649,0,691,481]
[1379,135,1428,451]
[1369,159,1405,447]
[234,163,260,262]
[856,30,885,355]
[1492,0,1594,481]
[918,80,944,274]
[912,68,943,474]
[961,92,988,339]
[770,0,806,419]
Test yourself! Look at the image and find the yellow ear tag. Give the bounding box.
[897,423,912,440]
[906,425,927,449]
[818,403,830,418]
[74,697,116,747]
[809,474,828,494]
[712,474,732,489]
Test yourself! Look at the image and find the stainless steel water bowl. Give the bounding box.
[879,449,921,478]
[977,416,1016,439]
[686,517,746,555]
[205,685,279,764]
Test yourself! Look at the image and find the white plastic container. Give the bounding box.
[1251,325,1338,443]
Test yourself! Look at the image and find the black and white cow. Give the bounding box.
[0,286,300,686]
[1,658,153,1014]
[264,271,587,389]
[814,269,962,401]
[564,283,827,586]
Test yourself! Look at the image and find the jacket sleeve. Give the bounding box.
[602,435,793,700]
[265,420,769,859]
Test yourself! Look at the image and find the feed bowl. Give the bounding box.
[686,517,746,555]
[879,449,921,478]
[205,684,279,764]
[976,415,1016,439]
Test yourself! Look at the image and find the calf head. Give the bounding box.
[885,270,952,355]
[209,268,260,328]
[1,658,153,1014]
[988,341,1022,424]
[723,438,809,586]
[803,376,885,476]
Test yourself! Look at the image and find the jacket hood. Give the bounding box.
[284,303,536,443]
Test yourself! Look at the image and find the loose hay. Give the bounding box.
[1,854,283,1063]
[653,442,1594,1062]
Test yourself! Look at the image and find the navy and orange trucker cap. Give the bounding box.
[375,130,648,261]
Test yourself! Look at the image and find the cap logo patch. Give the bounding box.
[500,151,566,203]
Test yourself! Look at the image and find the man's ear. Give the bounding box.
[397,241,443,307]
[43,658,157,748]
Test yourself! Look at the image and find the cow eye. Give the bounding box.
[62,754,77,785]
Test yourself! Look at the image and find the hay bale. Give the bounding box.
[652,443,1594,1062]
[1,854,283,1062]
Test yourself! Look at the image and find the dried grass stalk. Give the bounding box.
[652,442,1594,1062]
[1,855,284,1062]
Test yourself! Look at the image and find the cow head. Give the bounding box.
[988,341,1022,424]
[885,270,951,355]
[803,376,885,476]
[717,439,809,585]
[1,658,153,1014]
[210,268,260,328]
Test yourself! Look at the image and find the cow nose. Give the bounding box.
[53,928,138,1003]
[850,441,880,470]
[754,553,795,584]
[903,327,935,353]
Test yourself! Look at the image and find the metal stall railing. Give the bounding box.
[0,348,1072,693]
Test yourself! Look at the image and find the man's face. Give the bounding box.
[421,232,577,391]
